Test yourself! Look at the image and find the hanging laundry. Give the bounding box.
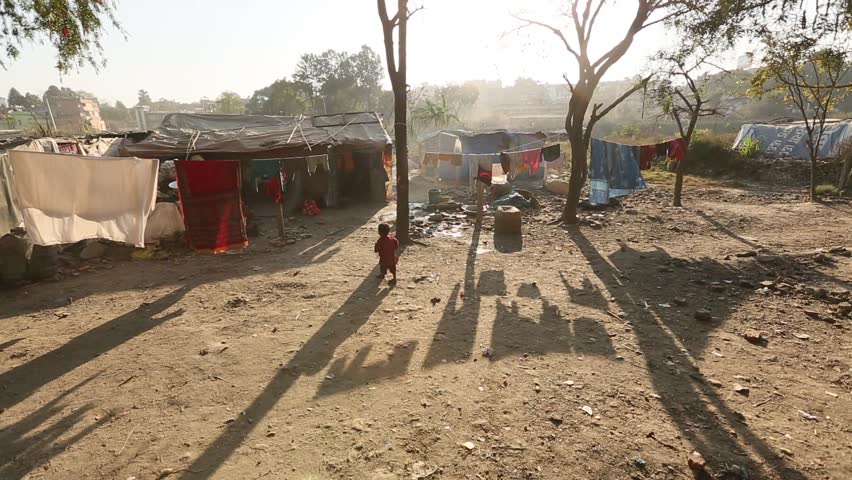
[307,154,329,175]
[437,152,463,166]
[668,138,686,162]
[476,156,493,185]
[500,152,511,175]
[639,145,656,170]
[9,151,158,247]
[423,152,439,167]
[263,176,283,204]
[541,144,561,162]
[655,142,669,158]
[588,139,646,205]
[520,148,542,175]
[175,160,248,253]
[252,159,282,192]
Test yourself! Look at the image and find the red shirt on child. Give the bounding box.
[374,235,399,268]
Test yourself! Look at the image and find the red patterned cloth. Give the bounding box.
[668,138,686,162]
[520,148,541,175]
[175,160,248,253]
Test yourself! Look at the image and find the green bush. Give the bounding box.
[738,135,762,159]
[815,184,838,196]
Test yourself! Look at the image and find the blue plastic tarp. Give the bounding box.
[732,121,852,160]
[589,138,646,205]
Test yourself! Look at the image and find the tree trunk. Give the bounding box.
[562,139,586,224]
[394,83,410,243]
[393,0,410,243]
[810,153,818,201]
[837,156,852,191]
[672,139,689,207]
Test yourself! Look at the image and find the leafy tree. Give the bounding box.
[245,79,308,116]
[215,91,245,114]
[441,83,479,117]
[514,1,669,224]
[43,85,78,100]
[137,89,151,106]
[293,46,384,114]
[24,93,44,109]
[0,0,122,72]
[7,88,26,107]
[748,35,851,201]
[414,94,459,129]
[654,44,731,206]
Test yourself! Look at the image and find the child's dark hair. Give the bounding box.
[378,223,391,236]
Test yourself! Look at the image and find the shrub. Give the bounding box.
[815,184,838,196]
[739,135,762,159]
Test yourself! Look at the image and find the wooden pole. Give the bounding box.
[276,202,286,239]
[476,181,484,225]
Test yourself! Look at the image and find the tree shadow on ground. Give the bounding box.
[315,341,419,397]
[0,373,107,480]
[0,284,191,412]
[179,272,393,479]
[488,296,615,361]
[568,228,808,480]
[423,223,482,368]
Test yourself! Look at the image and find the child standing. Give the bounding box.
[374,223,399,282]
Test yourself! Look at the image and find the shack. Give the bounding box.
[419,129,548,182]
[732,119,852,160]
[120,112,393,211]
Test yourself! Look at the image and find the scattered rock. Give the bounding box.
[756,254,781,264]
[735,251,757,258]
[836,302,852,316]
[742,329,768,345]
[350,418,372,432]
[54,311,70,319]
[226,296,249,308]
[792,333,810,340]
[673,297,688,306]
[630,457,647,469]
[687,451,706,471]
[780,447,794,456]
[481,348,493,358]
[548,414,564,426]
[430,297,441,306]
[694,309,712,322]
[461,441,476,451]
[708,379,723,388]
[580,405,593,416]
[733,384,750,396]
[409,461,439,479]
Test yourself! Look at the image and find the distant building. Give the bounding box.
[50,96,107,133]
[0,97,7,108]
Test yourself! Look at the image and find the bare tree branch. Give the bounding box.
[511,14,582,60]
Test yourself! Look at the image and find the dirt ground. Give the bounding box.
[1,178,851,480]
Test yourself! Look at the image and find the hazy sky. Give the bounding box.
[1,0,714,106]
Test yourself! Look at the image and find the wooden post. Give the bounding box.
[476,181,484,225]
[276,202,286,239]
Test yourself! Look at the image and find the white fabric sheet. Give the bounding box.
[9,151,159,247]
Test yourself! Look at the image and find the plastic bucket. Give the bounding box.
[428,189,441,205]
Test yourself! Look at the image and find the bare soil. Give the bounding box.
[1,180,851,480]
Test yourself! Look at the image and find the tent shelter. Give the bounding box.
[120,112,393,210]
[419,129,548,181]
[732,120,852,160]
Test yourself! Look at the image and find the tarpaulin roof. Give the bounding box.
[121,112,392,159]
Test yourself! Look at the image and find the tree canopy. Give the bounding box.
[293,46,384,113]
[0,0,122,72]
[245,79,308,116]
